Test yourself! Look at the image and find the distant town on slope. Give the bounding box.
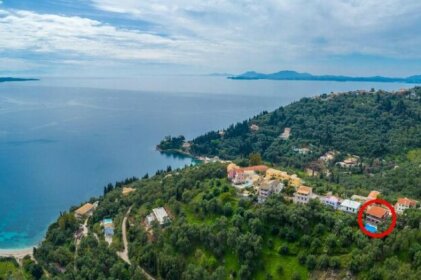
[0,77,39,83]
[228,70,421,83]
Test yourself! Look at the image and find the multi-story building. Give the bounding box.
[365,206,389,225]
[258,180,284,203]
[395,197,417,214]
[293,185,313,204]
[339,199,361,214]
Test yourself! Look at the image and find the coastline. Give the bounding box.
[0,148,213,261]
[0,247,34,259]
[0,149,194,260]
[156,147,198,159]
[156,147,232,164]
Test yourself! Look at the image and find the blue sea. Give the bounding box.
[0,76,416,248]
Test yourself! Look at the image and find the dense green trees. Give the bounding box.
[190,88,421,167]
[34,162,421,279]
[157,135,186,150]
[183,88,421,199]
[35,88,421,279]
[22,256,43,279]
[249,152,263,165]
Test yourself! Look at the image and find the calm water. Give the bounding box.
[0,76,416,248]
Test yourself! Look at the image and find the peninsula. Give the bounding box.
[4,88,420,280]
[228,70,421,83]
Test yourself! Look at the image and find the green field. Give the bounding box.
[0,259,27,280]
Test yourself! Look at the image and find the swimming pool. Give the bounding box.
[365,223,377,233]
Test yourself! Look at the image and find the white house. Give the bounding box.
[395,197,417,214]
[337,156,359,168]
[280,128,291,140]
[293,147,311,155]
[319,151,336,162]
[146,207,171,227]
[339,199,361,214]
[250,124,259,132]
[323,195,340,209]
[258,180,284,203]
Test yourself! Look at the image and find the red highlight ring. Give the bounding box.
[357,199,397,238]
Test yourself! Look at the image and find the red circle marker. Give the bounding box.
[357,199,397,238]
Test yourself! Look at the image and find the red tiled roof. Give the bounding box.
[366,206,388,219]
[368,191,380,199]
[397,197,417,207]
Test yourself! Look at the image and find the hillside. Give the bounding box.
[32,163,421,280]
[191,88,421,160]
[228,70,421,83]
[27,88,421,280]
[178,88,421,199]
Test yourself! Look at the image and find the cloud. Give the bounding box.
[0,9,221,64]
[1,1,421,74]
[90,0,421,64]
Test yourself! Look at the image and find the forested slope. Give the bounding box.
[32,88,421,280]
[33,163,421,280]
[191,88,421,164]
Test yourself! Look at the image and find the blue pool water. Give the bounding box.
[0,76,415,248]
[365,223,378,233]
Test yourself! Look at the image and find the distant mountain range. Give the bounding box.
[0,77,39,83]
[228,70,421,83]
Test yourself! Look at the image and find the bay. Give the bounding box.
[0,76,416,248]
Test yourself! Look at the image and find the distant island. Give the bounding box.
[228,70,421,83]
[0,77,39,83]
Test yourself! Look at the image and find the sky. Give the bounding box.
[0,0,421,77]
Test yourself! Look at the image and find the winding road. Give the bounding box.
[117,206,156,280]
[117,207,132,264]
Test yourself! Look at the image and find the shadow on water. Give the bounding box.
[159,150,201,165]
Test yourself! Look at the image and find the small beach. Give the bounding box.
[0,247,34,259]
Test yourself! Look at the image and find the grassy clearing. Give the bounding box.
[407,148,421,163]
[0,260,27,279]
[255,238,308,280]
[224,251,240,274]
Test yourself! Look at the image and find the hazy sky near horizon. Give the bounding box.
[1,0,421,77]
